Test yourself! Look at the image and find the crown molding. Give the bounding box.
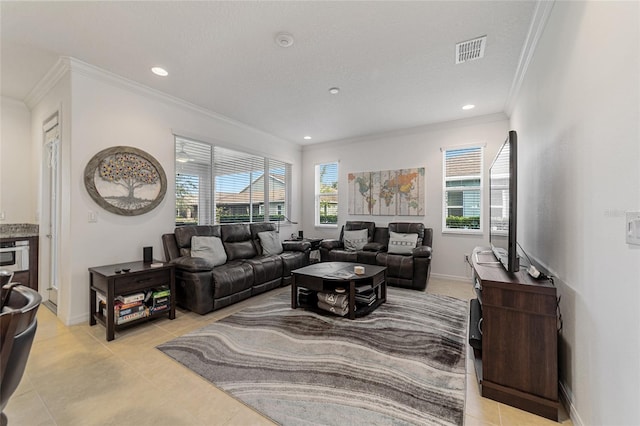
[23,56,296,149]
[1,95,30,109]
[65,58,294,148]
[504,0,556,116]
[24,57,71,109]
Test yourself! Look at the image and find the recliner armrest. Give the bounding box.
[169,256,216,272]
[282,240,311,252]
[320,239,343,250]
[363,242,387,252]
[413,246,432,258]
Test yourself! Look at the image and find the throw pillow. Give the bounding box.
[388,231,419,255]
[258,230,283,255]
[343,229,368,251]
[191,236,227,266]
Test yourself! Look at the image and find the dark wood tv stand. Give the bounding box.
[470,247,559,421]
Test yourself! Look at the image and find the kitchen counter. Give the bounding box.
[0,223,39,239]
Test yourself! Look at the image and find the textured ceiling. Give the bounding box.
[1,1,538,145]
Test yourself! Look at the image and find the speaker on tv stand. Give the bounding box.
[469,298,482,351]
[143,246,153,263]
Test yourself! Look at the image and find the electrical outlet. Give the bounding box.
[627,211,640,245]
[464,254,469,263]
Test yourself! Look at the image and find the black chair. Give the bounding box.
[0,283,42,426]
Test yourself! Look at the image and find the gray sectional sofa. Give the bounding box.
[162,222,310,314]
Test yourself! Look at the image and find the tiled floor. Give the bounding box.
[4,277,573,425]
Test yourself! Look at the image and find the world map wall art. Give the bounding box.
[348,168,425,216]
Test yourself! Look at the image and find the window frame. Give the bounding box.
[314,161,339,228]
[442,144,484,234]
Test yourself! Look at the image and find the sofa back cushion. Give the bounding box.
[191,236,227,266]
[372,227,389,246]
[174,225,221,256]
[221,224,257,260]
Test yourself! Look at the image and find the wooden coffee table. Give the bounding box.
[291,262,386,319]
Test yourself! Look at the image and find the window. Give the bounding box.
[443,146,483,232]
[175,137,291,226]
[315,162,338,226]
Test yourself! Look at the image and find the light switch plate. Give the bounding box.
[626,212,640,245]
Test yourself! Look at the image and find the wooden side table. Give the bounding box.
[89,261,175,341]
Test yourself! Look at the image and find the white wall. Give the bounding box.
[510,1,640,424]
[30,59,302,325]
[0,97,34,223]
[301,114,509,279]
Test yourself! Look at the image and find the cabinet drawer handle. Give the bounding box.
[137,278,154,283]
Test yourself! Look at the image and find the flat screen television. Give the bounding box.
[489,130,519,272]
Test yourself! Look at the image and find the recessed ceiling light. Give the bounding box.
[462,104,475,110]
[151,67,168,77]
[275,32,294,48]
[303,136,312,140]
[328,87,340,95]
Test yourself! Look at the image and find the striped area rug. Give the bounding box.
[157,288,468,425]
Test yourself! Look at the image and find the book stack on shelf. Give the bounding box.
[98,292,147,325]
[355,285,376,307]
[97,286,171,324]
[149,286,171,315]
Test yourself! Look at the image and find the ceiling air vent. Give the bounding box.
[456,36,487,64]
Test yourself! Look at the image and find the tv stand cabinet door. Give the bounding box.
[482,284,558,403]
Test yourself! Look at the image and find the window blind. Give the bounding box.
[175,136,291,226]
[175,138,212,225]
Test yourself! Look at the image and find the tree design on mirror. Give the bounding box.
[84,146,167,216]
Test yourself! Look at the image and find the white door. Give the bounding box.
[44,114,60,308]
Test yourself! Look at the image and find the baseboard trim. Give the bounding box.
[430,273,469,283]
[559,380,584,426]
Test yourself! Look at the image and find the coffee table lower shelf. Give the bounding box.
[295,296,385,318]
[291,262,387,320]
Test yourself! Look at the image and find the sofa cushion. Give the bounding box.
[169,256,216,272]
[344,229,368,251]
[258,230,283,255]
[388,231,419,254]
[326,249,358,263]
[211,260,254,298]
[279,251,309,276]
[245,255,283,285]
[343,221,376,242]
[191,236,227,266]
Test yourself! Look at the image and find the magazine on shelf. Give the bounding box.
[116,304,146,317]
[115,309,148,325]
[323,270,355,280]
[116,292,145,304]
[115,299,143,310]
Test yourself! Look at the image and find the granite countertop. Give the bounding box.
[0,224,39,239]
